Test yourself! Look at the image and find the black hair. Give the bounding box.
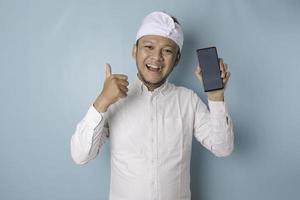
[171,16,180,25]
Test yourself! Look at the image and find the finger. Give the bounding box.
[194,64,202,80]
[219,58,224,65]
[112,74,128,80]
[219,58,225,71]
[223,71,231,84]
[119,85,129,93]
[105,63,112,79]
[223,76,230,91]
[219,59,227,79]
[195,64,202,72]
[118,90,127,98]
[222,64,228,79]
[225,63,229,71]
[222,71,228,82]
[219,58,226,76]
[227,71,231,80]
[117,79,129,87]
[220,68,226,79]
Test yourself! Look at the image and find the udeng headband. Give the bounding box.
[135,11,184,51]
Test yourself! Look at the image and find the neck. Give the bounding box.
[137,73,166,92]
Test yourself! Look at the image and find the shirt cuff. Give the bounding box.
[83,105,105,127]
[208,100,231,127]
[208,100,228,116]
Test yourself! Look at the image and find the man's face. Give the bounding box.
[132,35,180,89]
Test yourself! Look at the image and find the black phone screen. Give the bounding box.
[196,47,223,92]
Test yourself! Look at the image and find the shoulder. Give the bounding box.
[168,82,195,96]
[167,83,204,112]
[168,82,204,106]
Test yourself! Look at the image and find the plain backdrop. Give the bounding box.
[1,0,300,199]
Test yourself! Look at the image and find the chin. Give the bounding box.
[144,76,167,86]
[137,66,168,85]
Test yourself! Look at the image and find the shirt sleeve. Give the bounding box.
[193,93,234,157]
[70,105,109,165]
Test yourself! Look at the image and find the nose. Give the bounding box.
[151,49,164,61]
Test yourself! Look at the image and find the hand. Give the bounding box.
[194,58,231,101]
[93,63,129,112]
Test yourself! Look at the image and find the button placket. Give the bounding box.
[148,94,156,199]
[152,94,159,200]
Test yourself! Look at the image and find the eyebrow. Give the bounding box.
[141,40,176,48]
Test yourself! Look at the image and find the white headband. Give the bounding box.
[135,11,184,51]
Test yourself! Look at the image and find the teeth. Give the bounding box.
[147,64,161,69]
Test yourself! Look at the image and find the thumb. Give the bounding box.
[105,63,112,79]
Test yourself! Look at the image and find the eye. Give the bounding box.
[144,45,153,50]
[163,49,174,54]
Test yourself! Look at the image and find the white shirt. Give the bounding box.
[71,78,234,200]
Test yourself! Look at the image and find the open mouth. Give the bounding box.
[146,64,162,73]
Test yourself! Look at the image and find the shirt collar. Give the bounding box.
[134,74,170,97]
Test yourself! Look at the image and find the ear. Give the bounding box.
[174,52,181,67]
[132,44,137,59]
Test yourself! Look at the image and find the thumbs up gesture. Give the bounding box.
[93,63,129,112]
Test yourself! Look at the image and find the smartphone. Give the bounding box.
[196,47,223,92]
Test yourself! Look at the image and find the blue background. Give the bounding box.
[1,0,299,199]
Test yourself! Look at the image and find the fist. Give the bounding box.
[93,63,129,112]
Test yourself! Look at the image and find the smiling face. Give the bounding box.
[132,35,181,91]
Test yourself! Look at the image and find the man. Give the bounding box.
[71,11,234,200]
